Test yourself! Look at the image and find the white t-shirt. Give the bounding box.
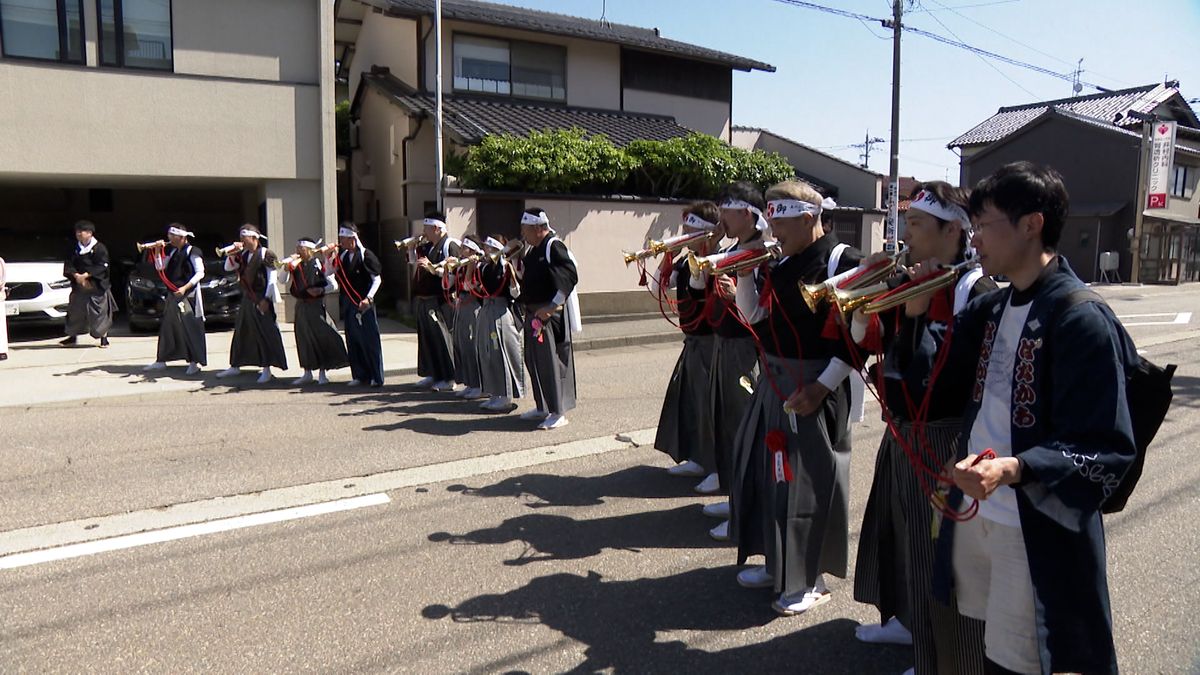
[967,297,1033,527]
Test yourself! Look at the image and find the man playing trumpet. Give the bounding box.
[280,237,348,385]
[216,225,288,384]
[332,221,385,387]
[410,212,460,392]
[142,225,208,375]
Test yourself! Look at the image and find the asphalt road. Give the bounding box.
[1,286,1198,673]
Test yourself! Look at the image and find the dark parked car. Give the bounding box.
[125,249,242,332]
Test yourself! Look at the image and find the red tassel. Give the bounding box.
[821,308,841,340]
[862,314,885,354]
[929,289,953,324]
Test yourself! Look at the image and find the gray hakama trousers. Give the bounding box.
[523,309,576,415]
[156,293,207,366]
[413,295,455,382]
[294,300,349,372]
[229,300,288,369]
[65,287,114,338]
[731,355,851,597]
[452,298,482,389]
[654,333,716,465]
[475,297,524,400]
[706,334,760,491]
[853,419,986,675]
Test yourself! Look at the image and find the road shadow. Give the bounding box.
[421,568,911,674]
[330,390,500,419]
[363,414,538,435]
[427,504,722,565]
[444,464,702,508]
[1164,373,1200,411]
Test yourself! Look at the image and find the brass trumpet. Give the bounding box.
[274,243,338,270]
[433,255,482,274]
[799,246,909,312]
[394,235,426,251]
[136,240,167,252]
[215,242,242,257]
[860,259,980,316]
[688,241,781,276]
[827,281,892,314]
[488,240,524,264]
[622,230,718,266]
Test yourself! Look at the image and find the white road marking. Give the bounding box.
[1118,312,1192,327]
[0,493,391,570]
[0,428,657,561]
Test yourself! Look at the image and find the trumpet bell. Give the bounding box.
[800,283,830,313]
[829,281,891,314]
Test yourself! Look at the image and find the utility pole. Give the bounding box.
[852,131,886,169]
[434,0,445,212]
[882,0,904,252]
[1128,110,1158,284]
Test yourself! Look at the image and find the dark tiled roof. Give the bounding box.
[361,70,694,146]
[366,0,774,72]
[950,82,1193,148]
[733,126,884,178]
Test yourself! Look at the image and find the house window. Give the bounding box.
[1171,164,1196,200]
[453,34,565,101]
[0,0,84,62]
[98,0,172,70]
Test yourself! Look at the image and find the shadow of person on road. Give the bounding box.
[421,568,910,673]
[444,464,702,508]
[427,505,722,565]
[363,414,537,435]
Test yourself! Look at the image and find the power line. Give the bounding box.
[909,0,1021,13]
[918,2,1039,98]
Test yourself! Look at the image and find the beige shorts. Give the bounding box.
[952,515,1042,674]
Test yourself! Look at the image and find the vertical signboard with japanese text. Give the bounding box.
[1147,121,1177,209]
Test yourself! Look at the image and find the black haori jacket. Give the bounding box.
[902,257,1137,675]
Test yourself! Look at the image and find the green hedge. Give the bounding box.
[456,129,795,199]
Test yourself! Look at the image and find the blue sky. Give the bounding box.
[481,0,1200,183]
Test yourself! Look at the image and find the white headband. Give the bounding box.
[462,239,483,255]
[423,218,447,231]
[719,199,771,232]
[484,236,505,250]
[683,213,718,231]
[338,227,357,238]
[240,229,265,240]
[167,226,194,238]
[766,197,838,220]
[298,239,319,249]
[909,189,976,259]
[521,212,550,226]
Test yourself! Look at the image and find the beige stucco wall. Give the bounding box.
[622,88,729,140]
[1161,154,1200,220]
[348,9,419,99]
[173,0,320,83]
[0,63,321,181]
[425,19,621,110]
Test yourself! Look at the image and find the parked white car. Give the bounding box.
[2,262,72,325]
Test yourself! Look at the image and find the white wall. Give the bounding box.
[623,88,729,140]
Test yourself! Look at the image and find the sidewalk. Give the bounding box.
[0,314,681,408]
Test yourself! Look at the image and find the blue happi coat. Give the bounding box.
[901,257,1137,675]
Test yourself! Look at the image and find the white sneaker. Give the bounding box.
[855,617,913,645]
[702,501,730,519]
[415,376,434,388]
[143,361,167,372]
[185,363,202,376]
[773,579,831,616]
[347,378,362,387]
[537,414,569,430]
[667,460,706,477]
[216,367,241,379]
[317,372,330,385]
[454,386,470,398]
[708,520,730,541]
[292,371,314,386]
[257,370,273,384]
[465,387,485,399]
[736,565,774,589]
[519,409,549,421]
[694,473,721,495]
[431,380,455,392]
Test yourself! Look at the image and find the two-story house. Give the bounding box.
[0,0,337,284]
[950,81,1200,284]
[336,0,775,311]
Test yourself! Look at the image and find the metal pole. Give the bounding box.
[1130,117,1154,283]
[434,0,445,212]
[884,0,902,253]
